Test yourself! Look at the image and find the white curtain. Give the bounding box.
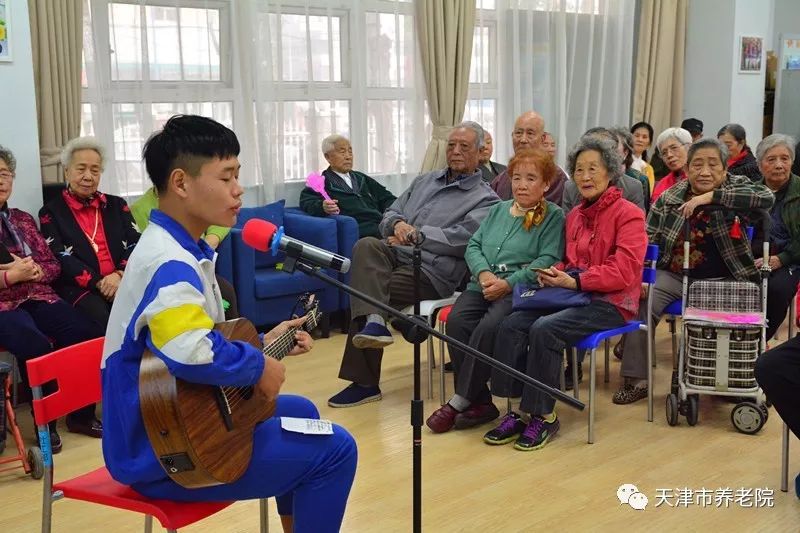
[471,0,636,166]
[82,0,428,203]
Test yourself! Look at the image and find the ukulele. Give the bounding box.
[139,294,321,488]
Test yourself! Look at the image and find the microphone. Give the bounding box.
[241,218,351,274]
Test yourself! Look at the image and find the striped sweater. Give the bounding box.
[101,210,265,486]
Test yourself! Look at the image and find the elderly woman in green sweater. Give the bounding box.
[426,148,565,433]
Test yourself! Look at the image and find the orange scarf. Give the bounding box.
[513,200,547,231]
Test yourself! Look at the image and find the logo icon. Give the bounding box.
[617,484,648,511]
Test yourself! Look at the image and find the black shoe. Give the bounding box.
[564,363,583,391]
[35,430,62,454]
[390,318,427,344]
[444,361,453,372]
[66,416,103,439]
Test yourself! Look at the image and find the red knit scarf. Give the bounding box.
[727,147,748,169]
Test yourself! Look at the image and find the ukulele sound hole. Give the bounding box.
[241,386,254,400]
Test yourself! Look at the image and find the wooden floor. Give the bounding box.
[1,321,798,532]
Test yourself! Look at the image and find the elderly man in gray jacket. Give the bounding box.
[329,122,500,408]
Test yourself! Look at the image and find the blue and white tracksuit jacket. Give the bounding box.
[101,209,265,486]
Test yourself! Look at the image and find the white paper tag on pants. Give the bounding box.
[280,417,334,435]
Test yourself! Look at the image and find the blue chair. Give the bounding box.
[287,208,359,323]
[568,244,658,444]
[216,201,339,334]
[328,214,359,311]
[661,299,683,369]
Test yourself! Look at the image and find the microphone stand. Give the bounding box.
[280,251,585,533]
[411,233,423,533]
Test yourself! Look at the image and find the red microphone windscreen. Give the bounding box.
[242,218,277,252]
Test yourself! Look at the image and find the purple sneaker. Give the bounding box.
[514,416,560,451]
[483,412,526,445]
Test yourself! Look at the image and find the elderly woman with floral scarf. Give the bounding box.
[0,144,103,453]
[483,136,647,451]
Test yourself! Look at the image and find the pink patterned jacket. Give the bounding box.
[0,207,61,312]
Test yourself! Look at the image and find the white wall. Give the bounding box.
[0,0,41,216]
[730,0,771,146]
[684,0,735,135]
[771,0,800,51]
[771,0,800,137]
[684,0,771,145]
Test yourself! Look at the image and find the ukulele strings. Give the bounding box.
[223,312,317,412]
[222,386,247,407]
[264,326,299,360]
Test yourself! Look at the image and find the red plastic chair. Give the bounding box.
[27,337,269,533]
[435,304,454,406]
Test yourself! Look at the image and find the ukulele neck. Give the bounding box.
[262,326,299,361]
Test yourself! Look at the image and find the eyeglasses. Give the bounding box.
[660,143,688,156]
[0,171,14,183]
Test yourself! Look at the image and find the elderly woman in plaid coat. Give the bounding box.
[613,138,775,404]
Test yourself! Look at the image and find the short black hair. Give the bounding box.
[630,121,654,140]
[717,123,747,144]
[630,121,654,161]
[142,114,240,193]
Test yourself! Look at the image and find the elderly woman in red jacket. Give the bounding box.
[39,137,140,331]
[483,135,647,451]
[0,145,103,453]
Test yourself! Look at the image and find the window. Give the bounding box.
[266,12,344,83]
[258,1,423,183]
[259,6,351,181]
[84,0,426,197]
[83,0,233,195]
[465,4,500,156]
[363,10,417,175]
[467,0,616,165]
[107,4,222,82]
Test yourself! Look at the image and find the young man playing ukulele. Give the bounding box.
[101,115,357,533]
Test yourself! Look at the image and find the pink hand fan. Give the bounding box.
[306,172,332,201]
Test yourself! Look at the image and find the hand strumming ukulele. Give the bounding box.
[138,294,321,488]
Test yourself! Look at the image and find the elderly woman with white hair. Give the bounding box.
[39,136,141,334]
[650,127,693,204]
[1,144,103,450]
[754,134,799,340]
